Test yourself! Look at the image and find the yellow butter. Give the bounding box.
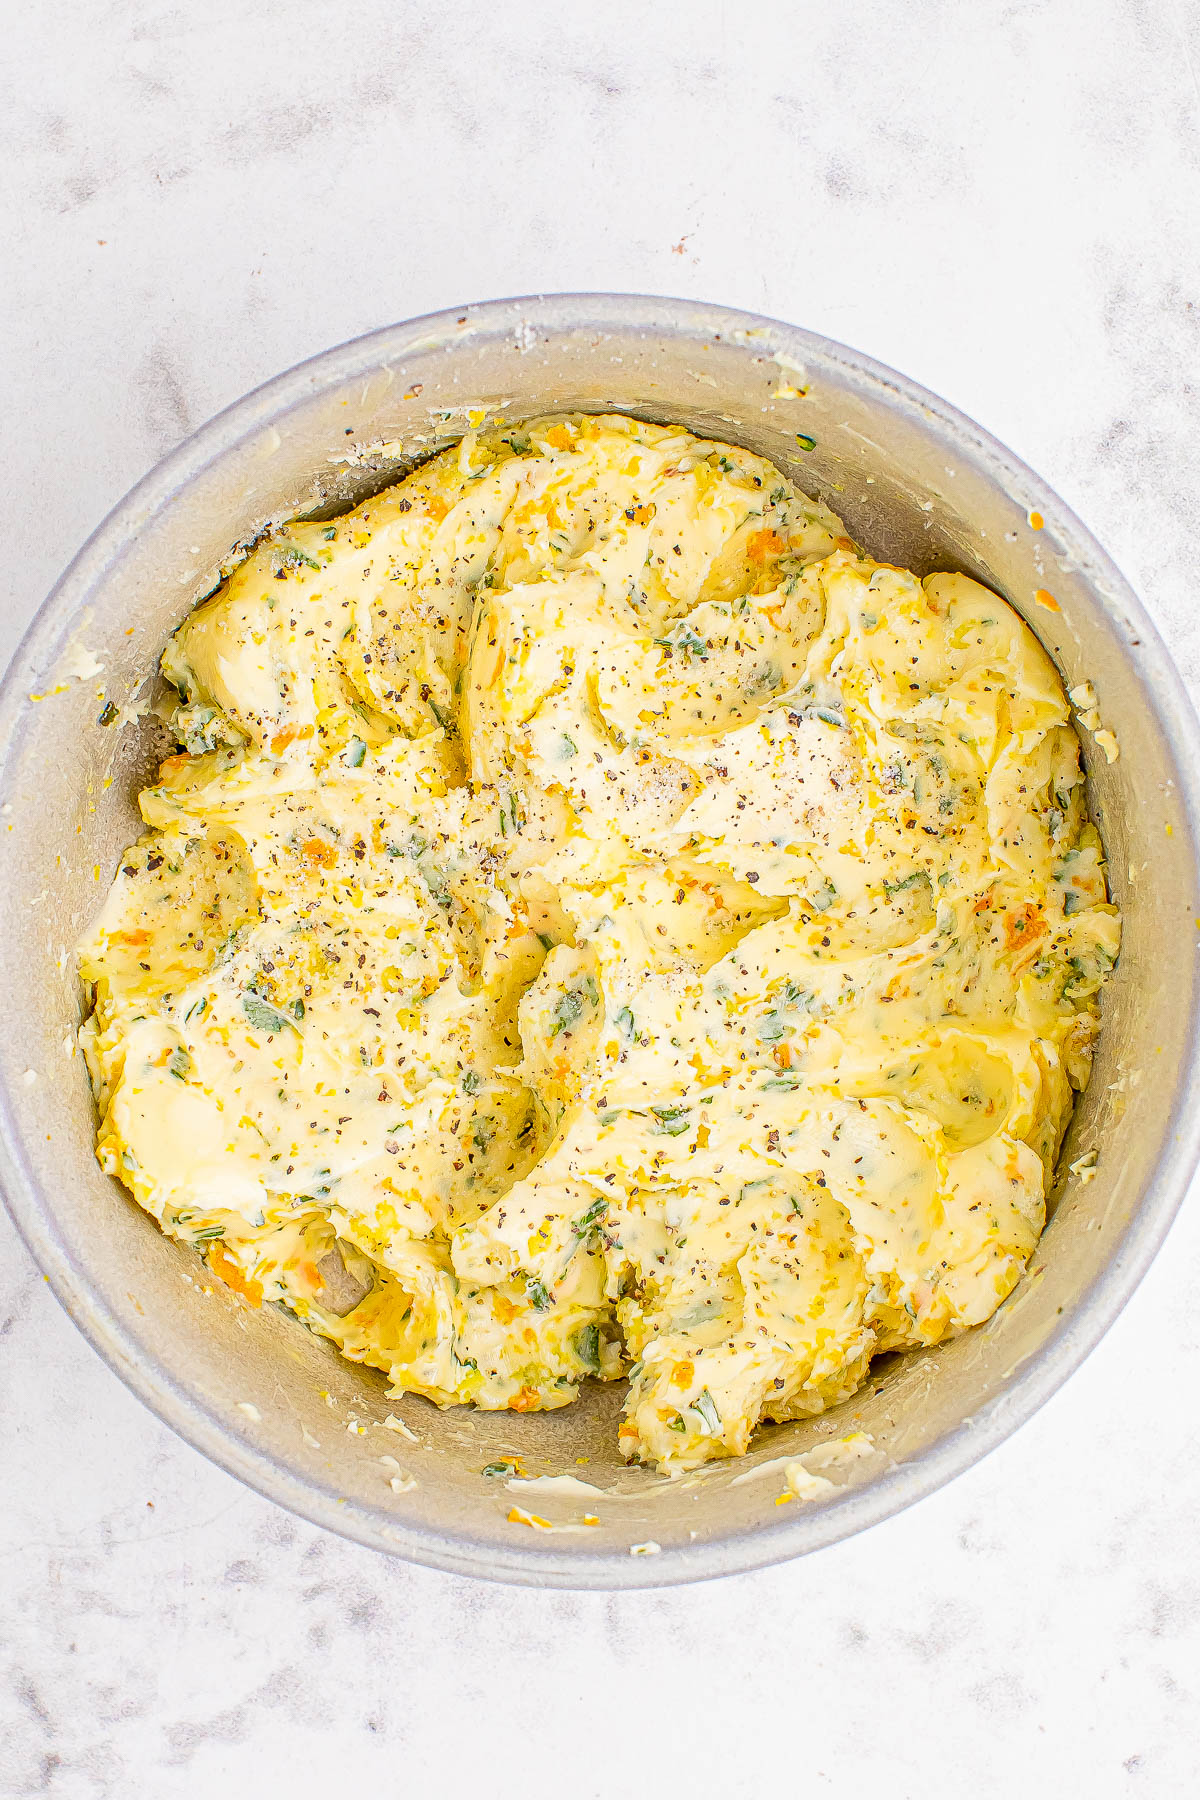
[78,416,1119,1473]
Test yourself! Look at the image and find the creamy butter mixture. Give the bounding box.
[78,415,1120,1473]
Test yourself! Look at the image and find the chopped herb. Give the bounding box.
[762,1071,802,1090]
[655,621,709,664]
[96,700,119,727]
[551,988,589,1036]
[525,1276,552,1312]
[883,870,928,898]
[691,1388,721,1433]
[498,789,517,836]
[272,542,321,574]
[572,1197,608,1238]
[650,1105,691,1136]
[573,1323,601,1373]
[292,998,305,1021]
[416,859,452,911]
[461,1069,481,1094]
[561,733,577,758]
[482,1459,518,1478]
[242,992,292,1035]
[744,658,782,698]
[182,996,207,1023]
[193,1224,225,1243]
[615,1006,636,1040]
[346,738,367,768]
[168,1048,190,1080]
[322,526,338,540]
[795,433,817,452]
[668,1414,688,1433]
[471,1115,496,1154]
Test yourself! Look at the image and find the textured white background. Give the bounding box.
[3,2,1199,1795]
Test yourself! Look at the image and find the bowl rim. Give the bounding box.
[3,290,1199,1588]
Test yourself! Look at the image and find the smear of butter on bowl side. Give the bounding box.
[1069,681,1120,763]
[730,1430,876,1502]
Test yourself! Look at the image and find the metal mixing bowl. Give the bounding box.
[2,294,1197,1588]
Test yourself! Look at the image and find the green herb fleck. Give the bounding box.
[655,621,709,664]
[525,1276,552,1312]
[883,870,928,899]
[650,1105,691,1136]
[551,989,587,1037]
[691,1388,721,1433]
[572,1197,608,1238]
[573,1323,602,1373]
[242,992,292,1035]
[471,1115,496,1154]
[272,542,321,574]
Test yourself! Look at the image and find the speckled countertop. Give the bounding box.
[3,3,1199,1795]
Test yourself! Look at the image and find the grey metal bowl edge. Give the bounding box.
[2,293,1198,1588]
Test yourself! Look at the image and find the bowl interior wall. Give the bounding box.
[0,298,1194,1582]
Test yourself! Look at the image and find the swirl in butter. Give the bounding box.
[78,415,1119,1472]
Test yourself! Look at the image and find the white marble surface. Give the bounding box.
[3,2,1200,1794]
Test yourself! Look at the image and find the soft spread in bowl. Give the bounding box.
[77,414,1120,1473]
